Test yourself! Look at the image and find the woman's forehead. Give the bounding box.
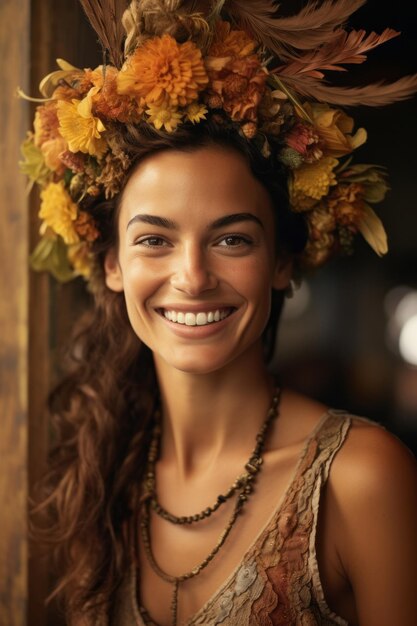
[119,145,273,223]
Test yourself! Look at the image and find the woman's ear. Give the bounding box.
[104,248,124,292]
[272,255,293,290]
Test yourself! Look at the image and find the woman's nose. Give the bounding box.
[170,243,218,296]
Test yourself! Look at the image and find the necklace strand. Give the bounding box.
[139,386,281,626]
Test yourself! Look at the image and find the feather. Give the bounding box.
[79,0,128,68]
[275,73,417,107]
[277,29,401,79]
[224,0,367,60]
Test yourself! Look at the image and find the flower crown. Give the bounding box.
[19,0,417,282]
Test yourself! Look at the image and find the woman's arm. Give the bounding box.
[333,423,417,626]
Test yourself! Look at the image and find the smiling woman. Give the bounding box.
[23,2,417,626]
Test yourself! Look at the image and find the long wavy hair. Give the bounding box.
[32,115,307,623]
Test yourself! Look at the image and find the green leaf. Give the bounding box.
[30,236,76,282]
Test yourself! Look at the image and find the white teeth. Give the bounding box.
[162,308,232,326]
[196,312,207,326]
[185,312,196,326]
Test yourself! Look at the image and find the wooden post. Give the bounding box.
[0,1,30,625]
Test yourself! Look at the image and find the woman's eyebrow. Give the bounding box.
[126,214,178,230]
[210,213,264,230]
[126,212,264,231]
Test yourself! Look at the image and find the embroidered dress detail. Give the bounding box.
[111,410,355,625]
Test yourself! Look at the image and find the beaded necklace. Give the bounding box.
[139,387,281,626]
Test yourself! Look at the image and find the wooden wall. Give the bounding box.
[0,2,100,625]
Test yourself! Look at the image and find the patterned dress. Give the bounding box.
[111,410,361,625]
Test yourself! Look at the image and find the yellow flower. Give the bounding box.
[68,242,94,279]
[39,181,79,244]
[146,104,182,132]
[304,103,367,157]
[290,157,339,211]
[57,98,107,158]
[117,34,209,108]
[185,102,207,124]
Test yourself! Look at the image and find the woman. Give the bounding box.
[23,1,417,625]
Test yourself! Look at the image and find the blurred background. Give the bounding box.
[0,1,416,625]
[274,0,417,455]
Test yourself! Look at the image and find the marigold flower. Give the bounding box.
[117,34,208,108]
[290,157,339,211]
[57,98,107,158]
[304,102,367,157]
[146,104,182,132]
[39,182,79,244]
[185,102,207,124]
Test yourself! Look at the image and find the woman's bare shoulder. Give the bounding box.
[331,415,417,495]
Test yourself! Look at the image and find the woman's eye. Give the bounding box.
[135,236,168,247]
[217,235,252,247]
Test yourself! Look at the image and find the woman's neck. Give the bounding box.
[153,346,276,478]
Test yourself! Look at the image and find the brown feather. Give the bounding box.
[225,0,367,59]
[277,28,401,78]
[276,73,417,107]
[79,0,128,68]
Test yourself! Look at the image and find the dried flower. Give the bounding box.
[290,157,339,211]
[328,183,364,228]
[90,65,142,123]
[74,211,100,242]
[39,182,79,245]
[209,20,255,58]
[304,102,367,157]
[206,26,267,123]
[117,34,208,108]
[285,121,322,162]
[34,101,60,147]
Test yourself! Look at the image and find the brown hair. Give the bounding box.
[32,114,307,622]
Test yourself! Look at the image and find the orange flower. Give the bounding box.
[302,207,337,267]
[328,183,365,228]
[209,20,256,58]
[90,66,142,123]
[34,101,60,147]
[117,34,208,108]
[74,211,100,242]
[206,24,267,123]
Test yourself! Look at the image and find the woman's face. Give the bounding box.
[105,146,291,374]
